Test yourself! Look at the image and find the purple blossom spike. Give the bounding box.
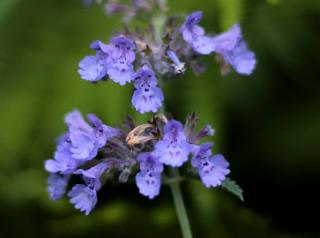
[68,184,97,215]
[132,66,164,113]
[192,143,230,187]
[47,173,69,200]
[75,161,111,190]
[180,11,205,43]
[212,24,256,75]
[110,36,135,64]
[135,153,163,199]
[153,120,192,167]
[78,41,110,82]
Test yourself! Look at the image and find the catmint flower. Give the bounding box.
[180,11,215,55]
[45,110,118,173]
[192,35,216,55]
[190,124,215,143]
[75,161,111,190]
[45,134,83,174]
[78,41,110,82]
[192,143,230,187]
[131,66,164,113]
[211,24,256,75]
[68,184,97,215]
[47,173,69,200]
[109,36,135,64]
[136,152,163,199]
[153,120,192,167]
[180,11,204,43]
[107,61,134,85]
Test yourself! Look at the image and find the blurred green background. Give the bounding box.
[0,0,319,237]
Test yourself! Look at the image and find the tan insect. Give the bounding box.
[126,123,156,147]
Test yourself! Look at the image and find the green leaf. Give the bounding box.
[221,178,244,201]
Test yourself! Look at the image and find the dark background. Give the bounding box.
[0,0,319,237]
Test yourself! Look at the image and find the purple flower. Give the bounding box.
[78,41,110,82]
[131,66,164,113]
[68,184,97,215]
[180,11,205,43]
[107,62,134,85]
[75,161,111,190]
[190,124,215,143]
[109,36,135,64]
[192,35,216,55]
[47,173,69,200]
[136,172,162,199]
[153,120,192,167]
[192,143,230,187]
[137,152,164,173]
[45,135,83,174]
[212,24,256,75]
[135,153,163,199]
[45,110,118,174]
[67,110,119,161]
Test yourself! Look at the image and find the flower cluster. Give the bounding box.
[78,10,256,114]
[45,110,230,214]
[181,12,256,75]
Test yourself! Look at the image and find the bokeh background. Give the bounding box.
[0,0,319,237]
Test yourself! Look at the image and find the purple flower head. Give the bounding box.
[180,11,205,43]
[192,144,230,187]
[107,62,134,85]
[68,184,97,215]
[137,152,163,173]
[110,36,135,64]
[47,173,69,200]
[136,153,163,199]
[132,87,164,113]
[133,66,158,89]
[190,124,215,143]
[87,114,120,147]
[75,161,111,190]
[163,120,186,141]
[132,66,164,113]
[192,35,216,55]
[153,120,192,167]
[45,110,118,174]
[226,40,256,75]
[66,110,116,161]
[45,135,83,174]
[78,41,110,82]
[212,24,256,75]
[136,171,161,199]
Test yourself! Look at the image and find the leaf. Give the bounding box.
[221,178,244,201]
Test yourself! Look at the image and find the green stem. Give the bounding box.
[169,169,193,238]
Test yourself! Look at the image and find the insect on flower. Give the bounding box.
[126,123,156,146]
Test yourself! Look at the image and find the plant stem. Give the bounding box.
[169,169,193,238]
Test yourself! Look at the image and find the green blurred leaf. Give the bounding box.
[221,178,244,201]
